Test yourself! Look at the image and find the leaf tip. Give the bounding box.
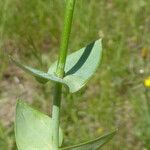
[106,129,118,139]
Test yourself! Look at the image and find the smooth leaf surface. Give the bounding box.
[48,39,102,93]
[11,39,102,93]
[15,101,63,150]
[10,57,61,84]
[61,130,117,150]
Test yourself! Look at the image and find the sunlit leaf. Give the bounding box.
[10,57,62,84]
[61,130,117,150]
[48,39,102,93]
[15,101,63,150]
[11,39,102,93]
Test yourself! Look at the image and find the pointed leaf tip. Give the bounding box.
[11,58,49,84]
[10,58,63,84]
[61,130,117,150]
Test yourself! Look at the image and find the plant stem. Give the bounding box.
[52,83,62,150]
[56,0,76,78]
[51,0,76,149]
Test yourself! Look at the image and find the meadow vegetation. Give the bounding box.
[0,0,150,149]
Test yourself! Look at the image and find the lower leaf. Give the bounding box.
[61,130,117,150]
[15,100,63,150]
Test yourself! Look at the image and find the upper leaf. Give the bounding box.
[10,57,62,84]
[15,101,63,150]
[11,39,102,93]
[48,39,102,92]
[61,130,117,150]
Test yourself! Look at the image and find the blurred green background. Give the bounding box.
[0,0,150,149]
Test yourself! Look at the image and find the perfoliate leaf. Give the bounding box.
[11,39,102,93]
[48,39,102,93]
[15,101,63,150]
[61,130,117,150]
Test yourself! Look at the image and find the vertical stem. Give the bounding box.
[56,0,76,78]
[51,1,76,150]
[52,83,62,150]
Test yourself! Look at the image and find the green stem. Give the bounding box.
[52,83,62,150]
[56,0,76,78]
[51,0,76,150]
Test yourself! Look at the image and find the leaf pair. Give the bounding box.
[11,39,102,93]
[15,101,117,150]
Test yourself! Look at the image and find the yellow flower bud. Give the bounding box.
[144,77,150,87]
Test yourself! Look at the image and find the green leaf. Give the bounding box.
[11,39,102,93]
[48,39,102,93]
[15,101,63,150]
[10,57,62,84]
[61,130,117,150]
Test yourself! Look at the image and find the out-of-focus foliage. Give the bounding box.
[0,0,150,150]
